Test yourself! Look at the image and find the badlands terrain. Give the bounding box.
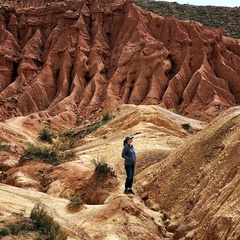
[0,0,240,239]
[0,0,240,126]
[0,104,239,239]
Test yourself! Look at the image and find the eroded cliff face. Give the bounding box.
[0,0,240,129]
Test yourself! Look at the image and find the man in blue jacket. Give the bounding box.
[122,135,136,194]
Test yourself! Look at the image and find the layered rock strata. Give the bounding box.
[136,109,240,239]
[0,0,240,128]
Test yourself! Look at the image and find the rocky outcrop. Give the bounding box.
[0,0,239,129]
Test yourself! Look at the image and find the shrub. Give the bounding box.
[54,136,75,151]
[62,149,76,160]
[30,203,67,240]
[21,144,62,165]
[95,162,112,179]
[0,228,10,237]
[182,123,191,130]
[39,127,56,144]
[91,156,115,180]
[101,110,111,121]
[0,143,11,152]
[63,111,112,140]
[67,195,84,212]
[181,123,194,133]
[21,136,77,165]
[6,219,33,235]
[63,123,101,140]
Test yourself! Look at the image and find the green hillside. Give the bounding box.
[134,0,240,39]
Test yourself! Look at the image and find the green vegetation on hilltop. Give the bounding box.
[134,0,240,39]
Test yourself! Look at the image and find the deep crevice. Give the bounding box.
[11,61,19,83]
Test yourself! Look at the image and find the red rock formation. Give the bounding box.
[0,0,240,127]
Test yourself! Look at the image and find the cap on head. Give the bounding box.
[125,135,133,141]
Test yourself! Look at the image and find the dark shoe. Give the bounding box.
[124,189,129,194]
[128,189,135,194]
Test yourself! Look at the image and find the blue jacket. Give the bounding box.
[122,144,136,165]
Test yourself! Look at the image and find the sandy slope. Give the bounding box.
[0,105,239,239]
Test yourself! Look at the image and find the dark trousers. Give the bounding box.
[125,165,135,189]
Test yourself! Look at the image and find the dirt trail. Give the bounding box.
[3,117,36,144]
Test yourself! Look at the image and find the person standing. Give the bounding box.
[122,135,136,194]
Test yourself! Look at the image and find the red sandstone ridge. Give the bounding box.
[0,0,240,128]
